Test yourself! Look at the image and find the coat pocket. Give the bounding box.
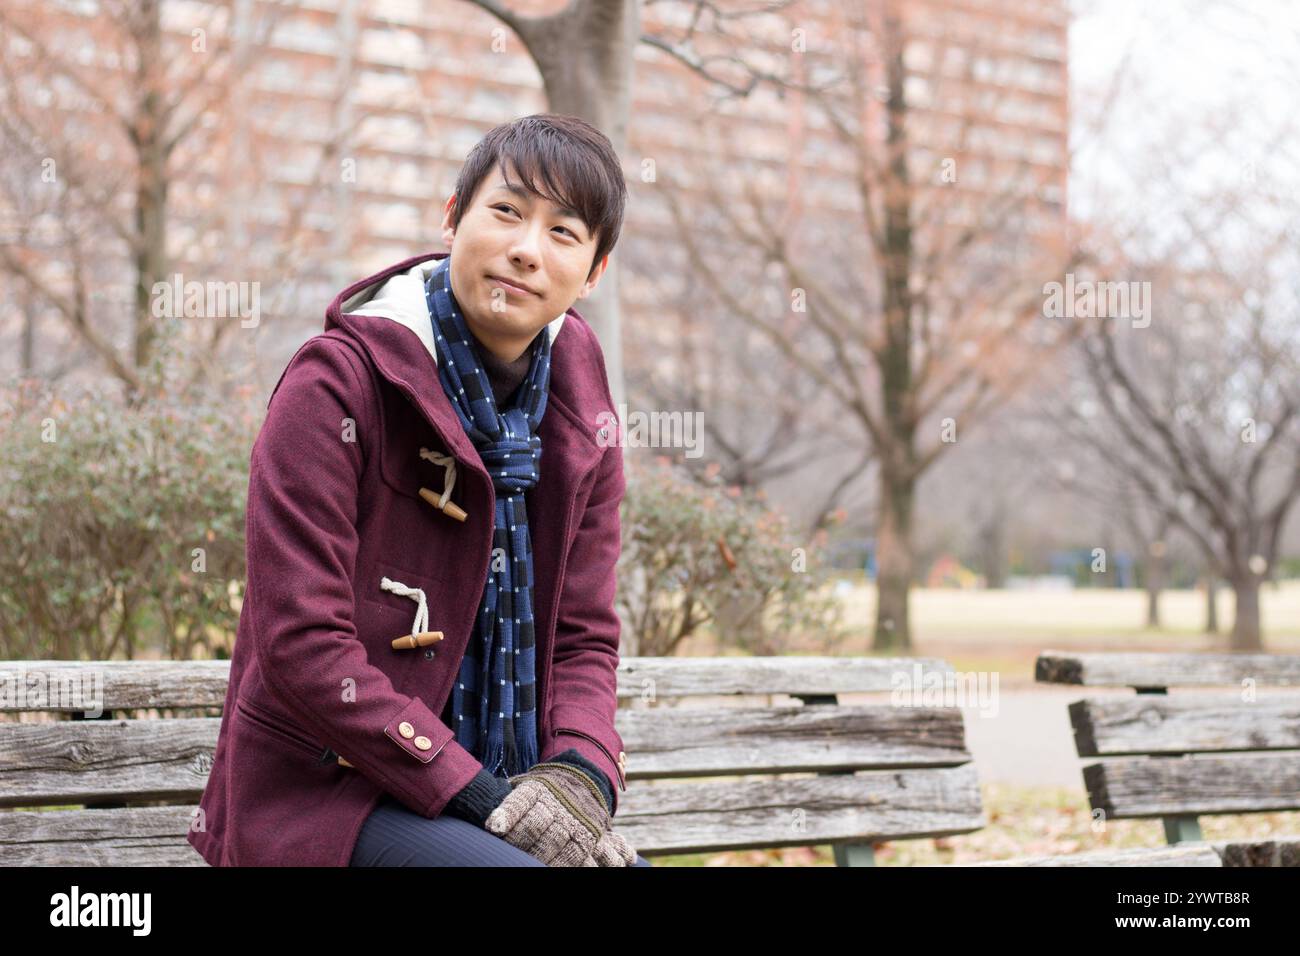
[235,697,329,762]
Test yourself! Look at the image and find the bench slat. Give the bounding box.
[0,806,206,866]
[0,661,230,713]
[615,656,955,697]
[1037,652,1300,688]
[973,837,1300,867]
[1,657,956,712]
[1,705,973,806]
[1211,836,1300,866]
[605,764,986,854]
[1082,754,1300,817]
[970,844,1224,866]
[1069,694,1300,756]
[0,764,984,863]
[619,704,972,775]
[0,718,216,807]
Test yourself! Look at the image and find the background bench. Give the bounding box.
[0,656,987,866]
[1019,651,1300,867]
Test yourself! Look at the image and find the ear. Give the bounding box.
[577,254,609,299]
[440,194,457,247]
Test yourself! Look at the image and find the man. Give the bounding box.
[188,114,647,866]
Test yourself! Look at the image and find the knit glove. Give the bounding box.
[544,748,615,816]
[442,748,612,829]
[545,749,635,865]
[485,759,615,866]
[588,827,638,867]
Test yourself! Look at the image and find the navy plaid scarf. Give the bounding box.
[425,255,551,779]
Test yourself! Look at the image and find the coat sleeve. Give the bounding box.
[538,436,629,815]
[244,336,482,819]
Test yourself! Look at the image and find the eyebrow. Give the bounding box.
[494,183,585,227]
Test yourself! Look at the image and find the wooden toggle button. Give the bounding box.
[419,487,468,522]
[391,631,444,650]
[337,755,354,767]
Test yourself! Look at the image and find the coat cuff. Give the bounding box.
[542,703,626,816]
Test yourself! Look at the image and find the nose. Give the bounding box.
[506,219,545,274]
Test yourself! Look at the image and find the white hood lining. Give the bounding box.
[341,259,566,367]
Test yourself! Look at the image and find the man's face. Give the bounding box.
[440,161,607,363]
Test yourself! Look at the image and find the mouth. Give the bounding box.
[487,274,537,297]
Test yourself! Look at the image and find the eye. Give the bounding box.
[554,225,577,238]
[492,203,517,215]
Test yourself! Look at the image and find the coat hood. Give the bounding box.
[318,250,613,513]
[335,251,566,368]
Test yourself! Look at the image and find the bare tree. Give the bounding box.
[0,0,364,396]
[1065,251,1297,650]
[641,0,1081,650]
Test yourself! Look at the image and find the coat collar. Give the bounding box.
[323,250,606,487]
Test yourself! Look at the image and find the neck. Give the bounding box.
[476,336,529,365]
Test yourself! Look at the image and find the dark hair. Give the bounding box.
[450,114,627,280]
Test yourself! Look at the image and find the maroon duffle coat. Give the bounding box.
[188,250,627,866]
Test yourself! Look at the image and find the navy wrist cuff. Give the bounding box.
[444,768,513,828]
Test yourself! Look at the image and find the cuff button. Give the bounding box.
[414,735,433,750]
[398,721,415,739]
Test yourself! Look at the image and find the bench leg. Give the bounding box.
[794,693,879,867]
[833,842,876,866]
[1162,815,1204,844]
[1133,693,1206,847]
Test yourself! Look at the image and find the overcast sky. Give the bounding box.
[1068,0,1299,227]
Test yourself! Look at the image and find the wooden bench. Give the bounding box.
[0,657,987,866]
[1003,651,1300,867]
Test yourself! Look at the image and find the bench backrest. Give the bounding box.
[0,657,986,864]
[1036,652,1300,837]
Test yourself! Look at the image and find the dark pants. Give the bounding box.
[349,794,652,867]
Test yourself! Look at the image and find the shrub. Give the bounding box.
[0,371,256,660]
[617,456,846,656]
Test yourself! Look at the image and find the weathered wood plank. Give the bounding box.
[0,806,207,866]
[615,656,955,698]
[0,718,217,807]
[1,656,956,713]
[1211,836,1300,866]
[0,661,230,713]
[1069,694,1300,756]
[970,844,1223,867]
[981,838,1300,867]
[1,705,972,805]
[617,704,973,776]
[1082,754,1300,817]
[1036,652,1300,688]
[617,764,985,855]
[0,655,986,863]
[1,765,985,863]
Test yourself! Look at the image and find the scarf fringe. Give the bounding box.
[482,726,539,779]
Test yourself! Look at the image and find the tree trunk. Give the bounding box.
[21,285,36,375]
[873,465,915,652]
[1145,539,1166,628]
[872,9,916,654]
[976,501,1007,588]
[1204,572,1219,634]
[523,0,638,418]
[133,0,168,390]
[1228,573,1262,651]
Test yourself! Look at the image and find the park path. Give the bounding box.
[955,686,1135,788]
